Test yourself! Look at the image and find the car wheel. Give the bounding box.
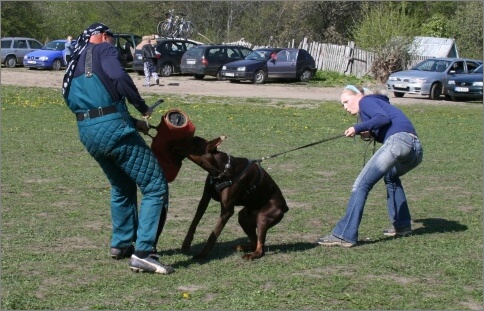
[193,74,205,80]
[394,92,405,98]
[5,55,17,68]
[216,68,224,81]
[252,69,266,84]
[159,63,173,77]
[299,69,312,82]
[51,59,62,71]
[429,83,442,100]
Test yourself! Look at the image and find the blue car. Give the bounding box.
[447,64,483,101]
[220,48,317,84]
[23,39,75,70]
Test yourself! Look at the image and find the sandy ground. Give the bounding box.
[0,67,460,105]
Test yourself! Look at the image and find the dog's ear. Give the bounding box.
[207,136,226,152]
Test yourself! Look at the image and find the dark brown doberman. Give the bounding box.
[173,136,289,260]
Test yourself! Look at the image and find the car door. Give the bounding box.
[13,39,31,63]
[268,49,296,79]
[206,47,227,75]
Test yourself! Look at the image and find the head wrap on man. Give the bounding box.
[62,22,113,99]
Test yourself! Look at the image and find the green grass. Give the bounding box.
[1,85,482,310]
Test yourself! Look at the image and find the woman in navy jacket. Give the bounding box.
[318,85,423,247]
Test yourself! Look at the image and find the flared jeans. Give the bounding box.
[332,132,423,244]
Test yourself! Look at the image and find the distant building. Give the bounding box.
[409,36,459,58]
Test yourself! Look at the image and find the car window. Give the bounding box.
[28,40,43,49]
[227,47,240,58]
[14,40,28,49]
[185,46,203,57]
[247,50,271,61]
[473,65,483,74]
[208,48,224,58]
[276,50,289,62]
[240,47,252,57]
[43,41,65,51]
[171,42,183,52]
[183,42,198,51]
[450,61,465,74]
[466,61,481,73]
[288,50,298,62]
[1,40,12,49]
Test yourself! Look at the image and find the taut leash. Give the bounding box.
[256,134,345,162]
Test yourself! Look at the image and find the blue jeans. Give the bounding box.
[332,132,423,244]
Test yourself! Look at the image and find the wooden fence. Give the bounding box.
[227,38,429,78]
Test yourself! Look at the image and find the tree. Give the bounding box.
[447,1,483,59]
[351,2,419,82]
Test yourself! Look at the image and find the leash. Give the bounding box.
[256,133,345,162]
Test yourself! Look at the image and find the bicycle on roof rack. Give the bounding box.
[157,9,195,39]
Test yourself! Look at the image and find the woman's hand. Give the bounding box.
[344,127,356,137]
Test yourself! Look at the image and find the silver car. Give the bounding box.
[1,37,43,68]
[386,58,483,100]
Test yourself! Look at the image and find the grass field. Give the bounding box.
[1,85,482,310]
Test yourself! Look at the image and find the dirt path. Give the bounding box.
[1,67,457,105]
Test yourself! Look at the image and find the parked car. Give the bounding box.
[133,37,201,76]
[112,33,142,69]
[180,44,253,80]
[23,39,76,70]
[447,64,483,101]
[1,37,43,68]
[220,48,317,84]
[386,58,483,100]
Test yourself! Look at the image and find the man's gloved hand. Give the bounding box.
[135,119,151,135]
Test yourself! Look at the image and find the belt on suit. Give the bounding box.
[76,105,118,121]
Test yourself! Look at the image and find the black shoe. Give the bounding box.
[155,78,159,86]
[110,245,135,260]
[129,254,174,274]
[383,225,412,237]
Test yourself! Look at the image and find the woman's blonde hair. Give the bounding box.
[342,84,389,96]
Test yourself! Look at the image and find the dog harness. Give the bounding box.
[210,155,264,201]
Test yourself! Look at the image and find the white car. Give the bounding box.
[386,58,483,100]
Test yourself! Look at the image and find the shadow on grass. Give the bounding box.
[164,238,318,268]
[358,217,468,246]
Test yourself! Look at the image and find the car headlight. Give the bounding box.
[448,80,455,85]
[237,66,246,71]
[222,66,226,70]
[388,76,397,81]
[39,56,48,61]
[409,78,426,84]
[473,81,483,86]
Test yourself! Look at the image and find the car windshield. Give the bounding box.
[246,50,273,61]
[42,41,65,51]
[472,65,483,74]
[411,59,451,72]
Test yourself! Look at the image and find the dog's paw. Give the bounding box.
[234,243,255,252]
[242,252,264,260]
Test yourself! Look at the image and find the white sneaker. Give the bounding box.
[129,255,174,274]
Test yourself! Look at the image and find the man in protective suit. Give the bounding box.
[62,23,173,274]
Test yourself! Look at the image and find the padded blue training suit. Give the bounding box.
[64,42,168,254]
